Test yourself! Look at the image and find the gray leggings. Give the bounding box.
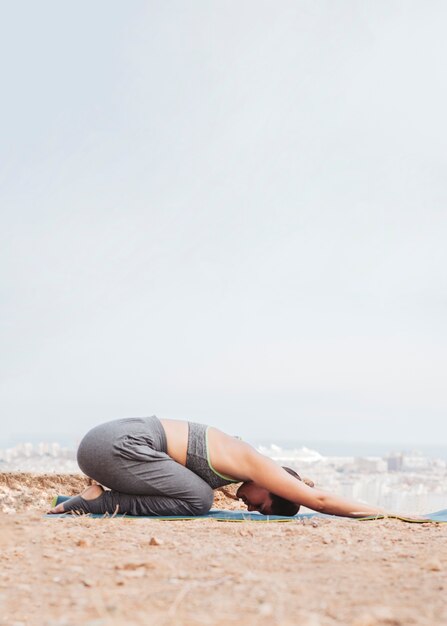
[65,416,214,516]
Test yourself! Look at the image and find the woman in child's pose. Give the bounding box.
[49,416,386,518]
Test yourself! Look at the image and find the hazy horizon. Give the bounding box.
[1,2,446,445]
[2,431,447,462]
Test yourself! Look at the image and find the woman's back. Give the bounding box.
[160,418,248,482]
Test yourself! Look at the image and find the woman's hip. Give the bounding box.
[76,416,167,487]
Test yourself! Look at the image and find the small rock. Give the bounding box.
[425,558,442,572]
[115,562,154,571]
[149,536,163,546]
[82,579,94,587]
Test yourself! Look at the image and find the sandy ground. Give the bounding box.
[0,473,446,626]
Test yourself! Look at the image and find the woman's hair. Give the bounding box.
[269,467,314,516]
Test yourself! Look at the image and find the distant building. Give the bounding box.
[354,457,387,473]
[401,454,431,471]
[387,454,403,472]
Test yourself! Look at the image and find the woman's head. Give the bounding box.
[235,481,274,514]
[269,467,305,516]
[236,467,314,516]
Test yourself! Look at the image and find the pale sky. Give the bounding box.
[1,1,446,445]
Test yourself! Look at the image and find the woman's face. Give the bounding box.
[236,482,273,514]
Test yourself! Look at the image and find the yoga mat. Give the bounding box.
[48,496,447,523]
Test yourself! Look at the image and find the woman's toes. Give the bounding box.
[48,485,104,514]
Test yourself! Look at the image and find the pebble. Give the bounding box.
[149,536,163,546]
[115,562,154,571]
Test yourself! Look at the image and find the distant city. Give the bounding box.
[0,442,77,473]
[1,440,446,515]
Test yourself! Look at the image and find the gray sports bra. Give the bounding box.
[185,422,239,489]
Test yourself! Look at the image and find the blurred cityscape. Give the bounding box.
[1,441,446,514]
[0,442,78,474]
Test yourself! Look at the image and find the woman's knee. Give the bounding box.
[189,483,214,515]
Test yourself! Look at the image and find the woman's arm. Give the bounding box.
[241,446,387,518]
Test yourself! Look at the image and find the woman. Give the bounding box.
[49,415,386,518]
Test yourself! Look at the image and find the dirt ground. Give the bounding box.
[0,473,446,626]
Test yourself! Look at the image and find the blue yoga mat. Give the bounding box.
[48,496,447,522]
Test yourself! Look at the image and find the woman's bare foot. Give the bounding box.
[48,484,104,514]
